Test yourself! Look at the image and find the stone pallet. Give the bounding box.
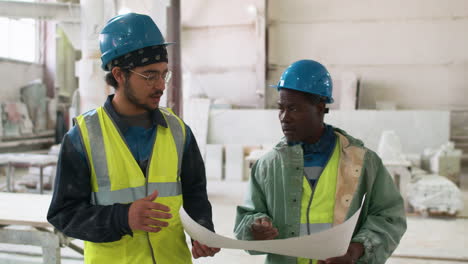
[450,110,468,168]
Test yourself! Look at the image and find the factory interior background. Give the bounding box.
[0,0,467,263]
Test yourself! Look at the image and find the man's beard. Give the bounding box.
[123,79,163,111]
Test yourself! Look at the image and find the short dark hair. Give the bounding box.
[305,93,330,114]
[105,69,130,89]
[305,93,327,104]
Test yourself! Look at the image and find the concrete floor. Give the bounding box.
[0,172,467,263]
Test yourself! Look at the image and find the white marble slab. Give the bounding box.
[326,110,450,153]
[225,144,244,181]
[183,98,211,160]
[205,144,223,181]
[208,110,449,153]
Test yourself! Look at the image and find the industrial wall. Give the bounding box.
[2,0,466,112]
[267,0,468,110]
[0,59,43,101]
[181,0,266,108]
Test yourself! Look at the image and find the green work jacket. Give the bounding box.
[234,128,407,264]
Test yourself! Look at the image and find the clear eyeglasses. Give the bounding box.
[129,69,172,86]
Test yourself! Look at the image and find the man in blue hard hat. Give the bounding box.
[48,13,220,263]
[234,60,406,264]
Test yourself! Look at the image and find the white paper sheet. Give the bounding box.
[181,196,364,260]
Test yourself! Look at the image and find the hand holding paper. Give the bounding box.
[191,240,220,259]
[251,217,279,240]
[180,196,364,260]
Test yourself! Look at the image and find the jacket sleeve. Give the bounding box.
[180,126,215,232]
[351,152,407,263]
[233,160,271,251]
[47,128,132,242]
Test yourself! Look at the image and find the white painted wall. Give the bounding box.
[181,0,266,108]
[118,0,169,33]
[0,59,43,101]
[267,0,468,110]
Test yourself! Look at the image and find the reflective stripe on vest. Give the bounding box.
[297,139,340,264]
[75,106,191,264]
[91,182,182,205]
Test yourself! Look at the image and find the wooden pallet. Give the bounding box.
[407,210,458,218]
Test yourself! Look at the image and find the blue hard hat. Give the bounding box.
[272,60,334,104]
[99,13,173,71]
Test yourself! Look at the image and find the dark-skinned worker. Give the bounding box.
[47,13,220,263]
[234,60,406,264]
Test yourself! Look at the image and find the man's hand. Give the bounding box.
[191,240,220,258]
[128,190,172,232]
[251,217,279,240]
[317,242,364,264]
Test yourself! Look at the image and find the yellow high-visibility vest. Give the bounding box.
[75,106,191,264]
[298,139,340,264]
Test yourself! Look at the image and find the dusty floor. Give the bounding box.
[0,170,467,264]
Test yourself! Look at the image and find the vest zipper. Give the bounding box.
[304,137,336,264]
[304,135,337,233]
[146,129,158,264]
[102,107,159,263]
[146,172,157,264]
[306,182,316,264]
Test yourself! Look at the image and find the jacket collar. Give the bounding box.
[301,124,335,154]
[275,126,365,151]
